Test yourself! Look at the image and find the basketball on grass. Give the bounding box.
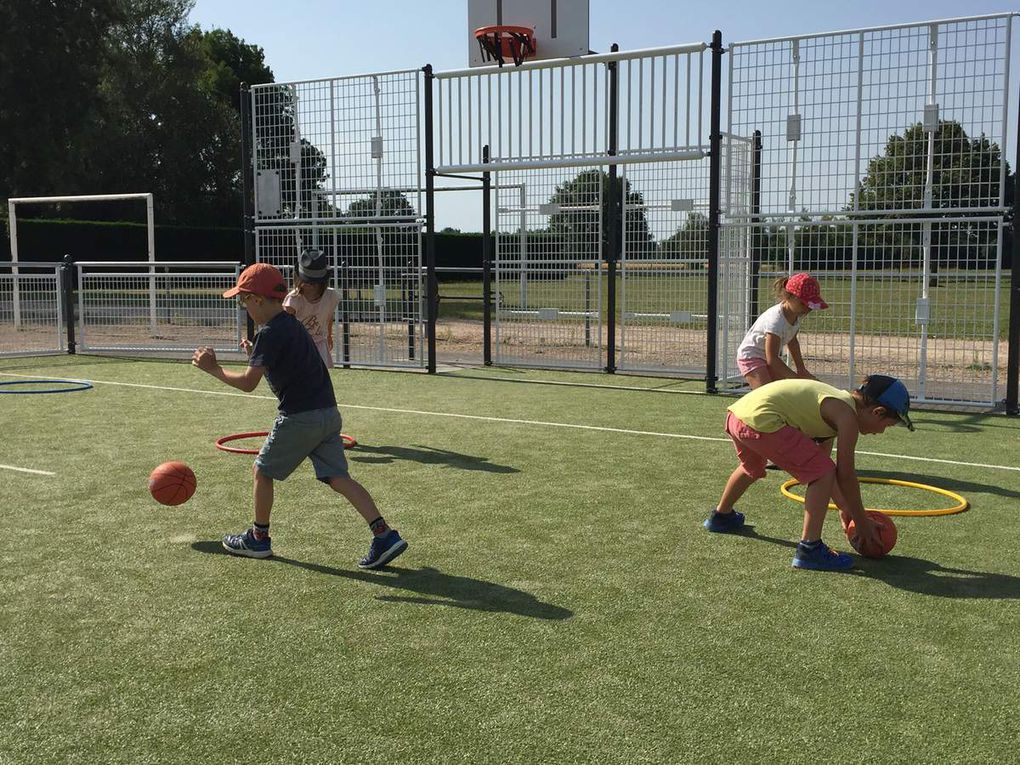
[148,461,196,506]
[845,511,897,558]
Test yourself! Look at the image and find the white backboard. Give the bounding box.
[468,0,590,67]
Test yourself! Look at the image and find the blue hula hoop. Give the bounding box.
[0,379,94,394]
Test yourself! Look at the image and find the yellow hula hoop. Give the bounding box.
[780,477,969,517]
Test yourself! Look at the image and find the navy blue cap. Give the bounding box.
[860,374,914,431]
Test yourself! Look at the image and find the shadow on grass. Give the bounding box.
[349,444,519,473]
[909,412,1018,433]
[737,528,1019,599]
[190,541,570,619]
[858,469,1020,502]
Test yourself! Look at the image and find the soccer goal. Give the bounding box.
[7,193,156,330]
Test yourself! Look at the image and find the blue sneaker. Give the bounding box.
[222,528,272,559]
[358,530,408,569]
[792,541,854,571]
[703,509,745,533]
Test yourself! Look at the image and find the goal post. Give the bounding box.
[7,193,156,330]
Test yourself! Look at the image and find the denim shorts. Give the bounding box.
[255,406,349,482]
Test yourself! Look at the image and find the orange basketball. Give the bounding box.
[148,461,196,506]
[845,510,897,558]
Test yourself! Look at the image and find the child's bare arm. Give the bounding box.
[787,337,813,378]
[192,347,265,393]
[763,333,798,379]
[822,399,878,546]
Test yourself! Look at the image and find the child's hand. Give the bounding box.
[851,514,880,550]
[192,347,219,372]
[239,339,253,356]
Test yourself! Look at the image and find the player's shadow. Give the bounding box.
[190,542,569,619]
[908,412,1016,433]
[737,527,1019,599]
[858,468,1020,502]
[348,444,519,473]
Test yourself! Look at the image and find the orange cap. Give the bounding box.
[223,263,288,299]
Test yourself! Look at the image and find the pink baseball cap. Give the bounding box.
[786,273,828,310]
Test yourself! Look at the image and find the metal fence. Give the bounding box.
[433,43,713,373]
[0,262,63,357]
[725,13,1015,407]
[74,262,242,354]
[248,71,426,369]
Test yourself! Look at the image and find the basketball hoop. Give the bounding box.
[474,25,537,67]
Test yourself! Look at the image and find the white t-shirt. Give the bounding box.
[736,303,801,362]
[283,287,340,367]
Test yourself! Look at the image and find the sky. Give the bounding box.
[188,0,1020,231]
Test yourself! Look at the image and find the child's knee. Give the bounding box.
[253,464,273,483]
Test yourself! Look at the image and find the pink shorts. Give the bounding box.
[737,356,771,378]
[725,411,835,483]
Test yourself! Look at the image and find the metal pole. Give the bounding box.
[9,199,20,329]
[146,193,156,335]
[240,83,257,342]
[61,254,76,354]
[1006,75,1020,414]
[605,43,620,374]
[482,144,493,365]
[424,64,438,373]
[706,30,724,393]
[750,130,763,322]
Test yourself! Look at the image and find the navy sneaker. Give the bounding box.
[222,528,272,559]
[358,530,408,569]
[703,509,745,533]
[792,541,854,571]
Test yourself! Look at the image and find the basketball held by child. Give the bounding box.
[846,511,897,558]
[148,461,197,506]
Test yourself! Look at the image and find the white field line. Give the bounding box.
[2,371,1019,474]
[0,463,55,476]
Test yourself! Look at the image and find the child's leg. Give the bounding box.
[717,466,758,513]
[253,465,274,525]
[743,367,773,390]
[801,469,835,542]
[327,476,381,523]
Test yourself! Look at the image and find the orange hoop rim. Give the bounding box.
[215,431,358,455]
[474,24,537,66]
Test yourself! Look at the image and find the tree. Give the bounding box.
[544,170,656,261]
[848,120,1011,269]
[661,211,708,259]
[1,1,276,228]
[0,0,122,198]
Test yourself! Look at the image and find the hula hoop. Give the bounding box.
[780,477,969,517]
[0,379,93,394]
[215,431,358,455]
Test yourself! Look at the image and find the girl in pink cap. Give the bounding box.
[735,272,828,390]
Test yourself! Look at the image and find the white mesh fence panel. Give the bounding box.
[727,15,1013,405]
[0,263,63,356]
[75,263,242,353]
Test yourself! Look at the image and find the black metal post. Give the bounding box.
[1006,93,1020,414]
[406,255,416,361]
[482,144,493,366]
[749,129,763,322]
[61,253,76,354]
[604,43,620,374]
[706,30,724,394]
[341,258,351,368]
[239,83,257,342]
[423,64,438,374]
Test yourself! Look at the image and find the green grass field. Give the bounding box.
[437,272,1011,339]
[2,355,1019,764]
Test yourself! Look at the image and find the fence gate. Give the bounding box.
[248,70,425,368]
[726,14,1015,407]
